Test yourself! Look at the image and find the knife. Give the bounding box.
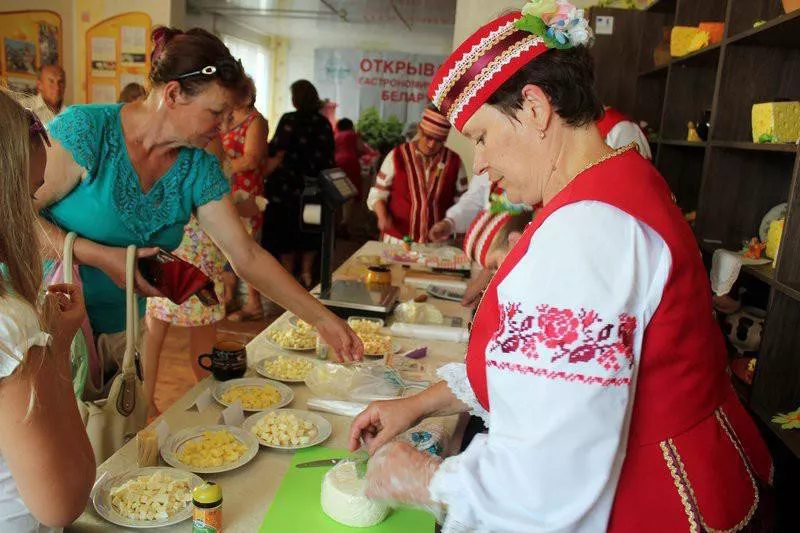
[295,458,344,469]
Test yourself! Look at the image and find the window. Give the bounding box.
[222,34,271,117]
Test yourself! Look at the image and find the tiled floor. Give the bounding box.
[152,237,368,413]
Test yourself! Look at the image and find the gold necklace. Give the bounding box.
[575,142,636,177]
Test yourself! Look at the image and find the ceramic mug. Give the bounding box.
[198,340,247,381]
[365,265,392,285]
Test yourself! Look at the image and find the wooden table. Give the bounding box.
[69,241,472,532]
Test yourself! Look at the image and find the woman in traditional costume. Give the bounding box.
[349,3,772,531]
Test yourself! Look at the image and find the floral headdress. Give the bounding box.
[518,0,594,49]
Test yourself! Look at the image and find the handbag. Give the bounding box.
[138,249,219,306]
[68,236,148,463]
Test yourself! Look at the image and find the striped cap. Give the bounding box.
[428,12,548,132]
[418,107,452,141]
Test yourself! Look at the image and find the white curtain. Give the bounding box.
[222,34,271,118]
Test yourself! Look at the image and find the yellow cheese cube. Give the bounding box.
[766,219,784,260]
[751,102,800,143]
[670,27,710,57]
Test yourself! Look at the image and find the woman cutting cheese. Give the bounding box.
[349,3,772,531]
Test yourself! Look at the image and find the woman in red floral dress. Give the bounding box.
[220,80,270,321]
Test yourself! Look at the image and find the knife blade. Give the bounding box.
[295,458,343,469]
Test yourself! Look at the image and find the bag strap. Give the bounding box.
[121,245,139,373]
[62,232,77,284]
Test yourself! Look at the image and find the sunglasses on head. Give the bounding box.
[174,58,244,83]
[25,108,50,147]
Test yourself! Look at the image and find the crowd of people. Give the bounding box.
[0,1,775,530]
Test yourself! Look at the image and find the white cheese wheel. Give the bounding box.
[321,462,389,527]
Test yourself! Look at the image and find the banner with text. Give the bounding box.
[314,48,445,127]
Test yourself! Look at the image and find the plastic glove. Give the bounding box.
[365,441,443,515]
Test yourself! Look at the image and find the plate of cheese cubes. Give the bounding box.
[161,425,259,474]
[255,355,316,383]
[212,377,294,411]
[91,467,203,528]
[243,408,332,450]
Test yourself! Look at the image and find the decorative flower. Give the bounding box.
[521,0,558,19]
[772,407,800,430]
[517,0,593,49]
[537,307,580,349]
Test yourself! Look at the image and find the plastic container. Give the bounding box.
[192,482,222,532]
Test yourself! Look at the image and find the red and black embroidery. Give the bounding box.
[488,303,637,379]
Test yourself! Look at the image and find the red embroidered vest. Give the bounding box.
[385,143,461,242]
[597,107,633,139]
[466,149,772,531]
[462,182,511,267]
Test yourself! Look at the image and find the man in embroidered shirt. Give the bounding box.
[19,65,66,125]
[366,106,468,243]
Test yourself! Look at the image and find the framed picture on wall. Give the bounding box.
[4,38,36,74]
[38,23,59,66]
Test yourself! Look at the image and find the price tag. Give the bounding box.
[188,387,213,413]
[595,16,614,35]
[221,400,245,427]
[155,419,170,449]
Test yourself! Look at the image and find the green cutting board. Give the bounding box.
[259,447,435,533]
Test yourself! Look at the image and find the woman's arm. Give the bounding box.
[196,196,363,360]
[229,115,268,174]
[0,288,95,527]
[349,381,469,453]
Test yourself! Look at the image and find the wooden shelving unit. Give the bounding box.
[591,1,800,527]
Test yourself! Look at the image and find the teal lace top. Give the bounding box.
[46,104,230,334]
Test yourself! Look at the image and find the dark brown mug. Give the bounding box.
[198,340,247,381]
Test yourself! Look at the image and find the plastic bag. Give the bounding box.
[305,361,428,403]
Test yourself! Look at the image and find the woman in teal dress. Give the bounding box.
[33,27,362,409]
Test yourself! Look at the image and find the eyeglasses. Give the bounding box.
[25,108,50,147]
[174,59,244,83]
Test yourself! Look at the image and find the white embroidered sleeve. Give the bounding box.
[445,173,490,234]
[436,363,490,425]
[606,121,652,160]
[428,201,671,532]
[366,148,397,211]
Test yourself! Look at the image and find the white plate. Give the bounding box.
[265,328,316,352]
[161,425,259,474]
[243,408,332,450]
[759,202,787,242]
[363,341,402,358]
[91,467,203,529]
[254,355,317,383]
[287,315,317,332]
[212,377,294,411]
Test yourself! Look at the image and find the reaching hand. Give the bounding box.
[315,314,363,362]
[96,246,163,297]
[428,219,453,242]
[364,442,442,511]
[45,283,86,356]
[348,397,422,454]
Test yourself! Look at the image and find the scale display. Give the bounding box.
[319,168,358,204]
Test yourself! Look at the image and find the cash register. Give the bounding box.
[306,168,399,319]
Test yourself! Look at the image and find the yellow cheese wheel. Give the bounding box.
[752,102,800,143]
[670,27,710,57]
